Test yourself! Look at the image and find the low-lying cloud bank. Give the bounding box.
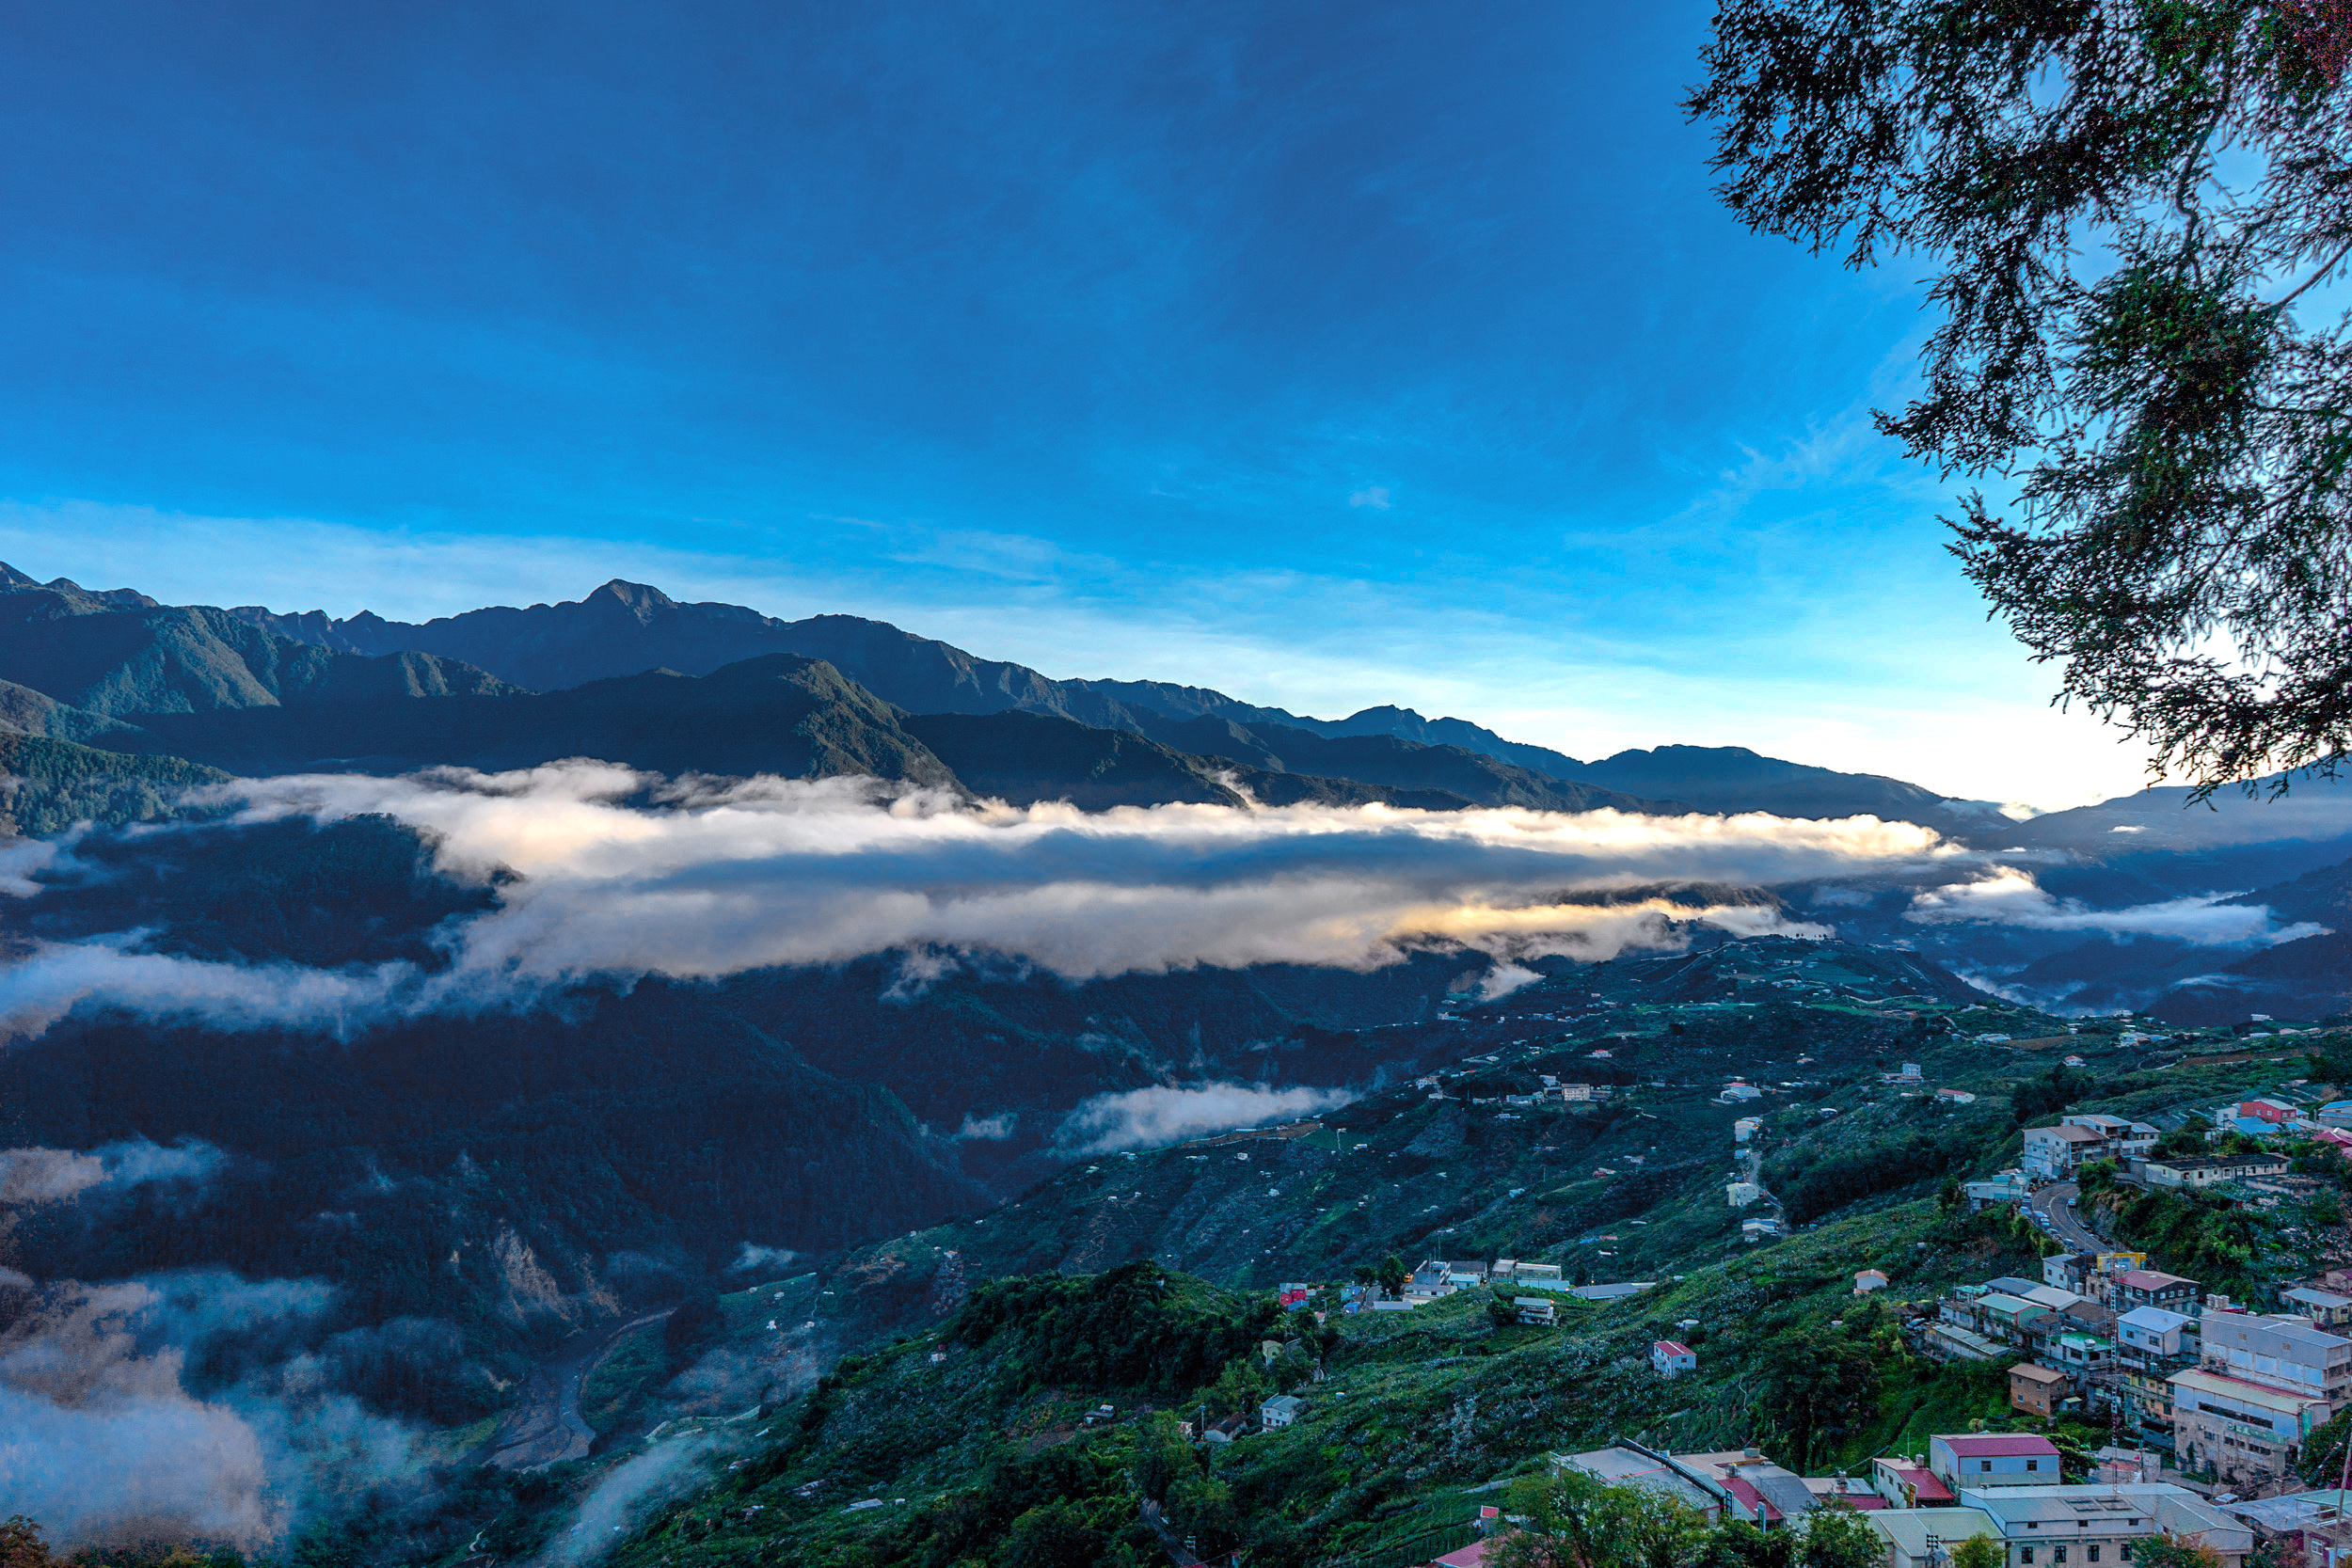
[1057,1082,1359,1153]
[1,764,1963,1037]
[1904,868,2329,947]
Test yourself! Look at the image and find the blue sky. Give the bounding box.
[0,0,2148,807]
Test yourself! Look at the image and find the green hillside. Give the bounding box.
[0,732,230,836]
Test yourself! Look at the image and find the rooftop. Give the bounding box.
[2169,1367,2330,1412]
[1869,1508,2000,1558]
[2112,1270,2199,1291]
[2117,1306,2194,1332]
[1939,1433,2061,1458]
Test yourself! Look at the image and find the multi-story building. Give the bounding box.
[2064,1114,2160,1158]
[2200,1312,2352,1405]
[1956,1484,2250,1568]
[2166,1367,2329,1484]
[1929,1433,2063,1491]
[2115,1306,2196,1368]
[2106,1270,2201,1315]
[2026,1123,2112,1179]
[2013,1362,2074,1417]
[1870,1457,1955,1509]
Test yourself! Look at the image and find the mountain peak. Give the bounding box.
[587,579,681,620]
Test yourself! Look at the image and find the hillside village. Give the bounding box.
[406,945,2352,1568]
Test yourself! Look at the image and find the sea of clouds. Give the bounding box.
[0,762,1979,1037]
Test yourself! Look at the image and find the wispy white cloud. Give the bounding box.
[1056,1082,1356,1153]
[1,765,1950,1038]
[1904,868,2328,947]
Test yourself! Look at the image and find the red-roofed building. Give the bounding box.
[2108,1269,2201,1315]
[1928,1433,2061,1491]
[1721,1474,1783,1525]
[1869,1457,1955,1508]
[1651,1340,1697,1378]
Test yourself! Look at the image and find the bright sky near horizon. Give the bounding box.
[0,1,2153,810]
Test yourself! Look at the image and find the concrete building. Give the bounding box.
[1870,1457,1956,1509]
[2065,1114,2160,1157]
[2168,1367,2331,1484]
[1260,1394,1306,1430]
[2116,1306,2196,1366]
[1964,1173,2032,1210]
[1868,1509,2000,1568]
[2012,1362,2074,1418]
[2283,1288,2352,1329]
[2026,1123,2111,1179]
[1956,1484,2251,1568]
[1930,1433,2062,1490]
[1651,1339,1696,1377]
[2143,1154,2292,1190]
[2107,1270,2201,1315]
[2199,1312,2352,1405]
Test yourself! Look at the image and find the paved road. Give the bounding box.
[2027,1180,2104,1253]
[472,1307,674,1471]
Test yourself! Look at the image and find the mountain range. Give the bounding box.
[0,563,2153,837]
[10,557,2352,1022]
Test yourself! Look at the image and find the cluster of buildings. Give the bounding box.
[1910,1246,2352,1489]
[1558,1433,2253,1568]
[1327,1258,1655,1318]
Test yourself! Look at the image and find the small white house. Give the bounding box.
[1652,1339,1697,1377]
[1516,1296,1558,1326]
[1855,1269,1890,1295]
[1733,1117,1762,1144]
[1260,1394,1307,1430]
[1726,1181,1763,1208]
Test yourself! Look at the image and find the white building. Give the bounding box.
[1869,1509,2000,1568]
[1651,1339,1696,1377]
[2024,1123,2110,1179]
[1260,1394,1307,1430]
[1957,1484,2249,1568]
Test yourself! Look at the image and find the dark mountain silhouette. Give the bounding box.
[225,577,1595,775]
[1152,714,1661,814]
[1573,744,1971,828]
[0,571,516,718]
[215,572,1991,819]
[123,654,963,784]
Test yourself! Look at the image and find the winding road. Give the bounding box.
[471,1307,674,1471]
[2027,1180,2104,1254]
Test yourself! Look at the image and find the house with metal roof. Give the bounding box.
[2115,1306,2195,1366]
[2283,1286,2352,1328]
[1929,1433,2062,1491]
[1869,1458,1955,1509]
[1867,1508,2000,1568]
[1555,1440,1731,1522]
[2142,1154,2292,1191]
[1957,1484,2250,1568]
[2106,1269,2201,1315]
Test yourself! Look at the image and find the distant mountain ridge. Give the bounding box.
[20,561,2346,862]
[225,576,1593,775]
[215,572,1996,821]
